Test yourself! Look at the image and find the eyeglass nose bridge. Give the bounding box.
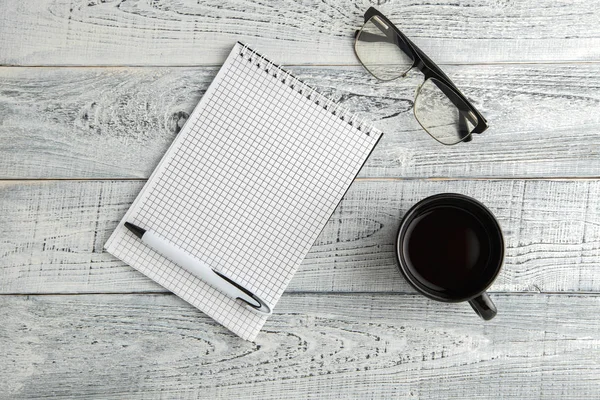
[397,67,425,93]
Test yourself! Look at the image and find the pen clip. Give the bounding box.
[212,270,272,314]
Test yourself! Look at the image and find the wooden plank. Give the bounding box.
[1,64,600,179]
[1,0,600,66]
[2,179,599,294]
[1,293,599,399]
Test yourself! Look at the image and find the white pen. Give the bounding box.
[124,222,271,314]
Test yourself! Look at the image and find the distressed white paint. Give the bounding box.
[1,64,599,179]
[2,0,599,396]
[1,179,598,294]
[1,293,599,399]
[1,0,600,65]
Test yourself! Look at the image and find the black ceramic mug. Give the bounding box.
[396,193,504,320]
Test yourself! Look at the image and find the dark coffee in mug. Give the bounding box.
[403,206,491,293]
[396,194,504,320]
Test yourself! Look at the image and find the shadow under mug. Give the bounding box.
[395,193,504,320]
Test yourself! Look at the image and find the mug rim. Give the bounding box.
[395,193,504,303]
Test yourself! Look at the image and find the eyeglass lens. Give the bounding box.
[354,16,414,81]
[415,78,478,145]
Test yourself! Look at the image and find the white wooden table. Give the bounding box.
[1,1,599,398]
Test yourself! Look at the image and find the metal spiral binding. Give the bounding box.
[238,44,374,136]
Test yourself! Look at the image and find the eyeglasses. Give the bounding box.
[354,7,488,145]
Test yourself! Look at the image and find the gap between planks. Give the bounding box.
[3,60,600,69]
[1,177,600,183]
[0,292,598,297]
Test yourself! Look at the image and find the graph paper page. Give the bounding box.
[105,43,382,341]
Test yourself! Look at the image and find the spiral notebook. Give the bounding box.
[105,42,383,341]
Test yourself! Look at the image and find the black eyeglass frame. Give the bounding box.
[356,7,489,138]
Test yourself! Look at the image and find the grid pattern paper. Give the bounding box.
[105,42,383,341]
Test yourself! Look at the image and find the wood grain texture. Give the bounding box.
[2,0,598,397]
[2,179,599,294]
[1,293,599,399]
[1,0,600,66]
[1,64,600,179]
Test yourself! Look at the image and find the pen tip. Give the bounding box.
[124,222,146,239]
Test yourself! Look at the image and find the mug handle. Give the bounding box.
[469,292,497,320]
